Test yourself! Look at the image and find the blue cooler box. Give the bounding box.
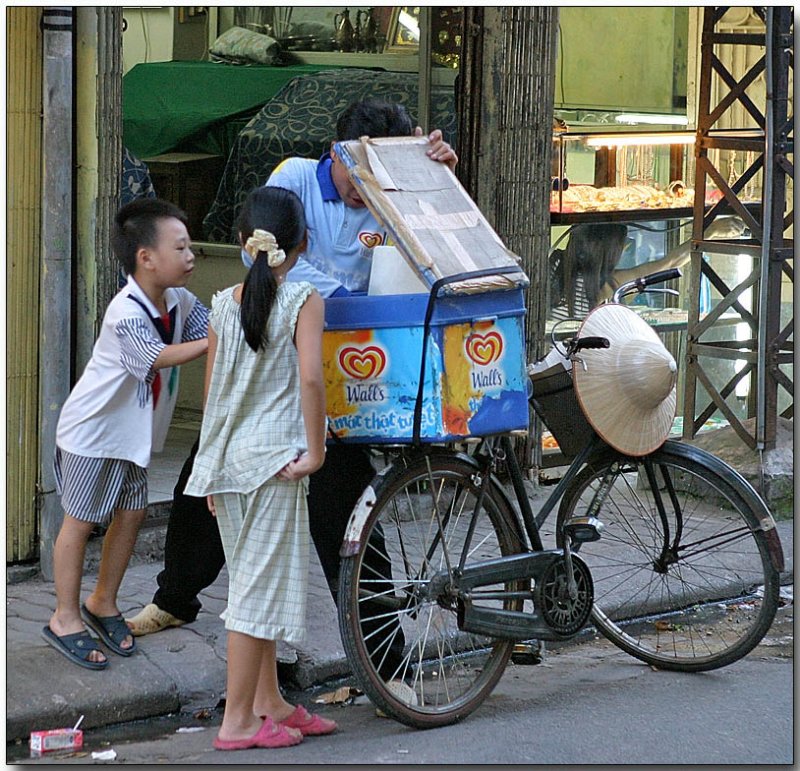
[323,287,529,443]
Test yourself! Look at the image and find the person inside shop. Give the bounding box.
[549,216,746,320]
[126,97,458,707]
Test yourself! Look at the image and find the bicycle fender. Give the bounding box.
[340,483,378,558]
[659,440,784,572]
[339,462,393,559]
[338,450,525,558]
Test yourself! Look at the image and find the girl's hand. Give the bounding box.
[276,452,325,481]
[415,126,458,171]
[207,495,216,517]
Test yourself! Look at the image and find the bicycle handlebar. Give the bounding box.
[612,268,682,304]
[567,336,610,356]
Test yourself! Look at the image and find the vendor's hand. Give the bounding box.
[416,127,458,171]
[276,452,325,481]
[207,495,216,517]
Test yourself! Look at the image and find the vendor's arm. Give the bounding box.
[240,244,348,297]
[286,257,349,298]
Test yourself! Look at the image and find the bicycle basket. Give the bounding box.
[529,363,594,459]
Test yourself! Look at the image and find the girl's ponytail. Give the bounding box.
[240,252,277,352]
[236,186,307,353]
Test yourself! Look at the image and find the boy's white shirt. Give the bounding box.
[56,275,202,468]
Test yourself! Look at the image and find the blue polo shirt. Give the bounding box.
[255,155,387,297]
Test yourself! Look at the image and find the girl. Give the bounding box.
[184,186,335,751]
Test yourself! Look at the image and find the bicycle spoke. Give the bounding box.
[339,453,523,727]
[559,445,779,672]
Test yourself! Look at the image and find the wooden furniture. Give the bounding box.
[142,152,225,239]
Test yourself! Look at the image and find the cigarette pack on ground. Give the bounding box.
[29,727,84,753]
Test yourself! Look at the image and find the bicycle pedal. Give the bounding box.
[511,641,546,665]
[563,516,605,543]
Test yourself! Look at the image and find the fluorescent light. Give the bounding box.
[585,133,695,148]
[616,114,690,126]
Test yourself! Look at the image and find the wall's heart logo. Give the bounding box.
[465,331,503,366]
[338,345,387,379]
[359,232,384,249]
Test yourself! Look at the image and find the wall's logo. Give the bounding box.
[465,331,503,366]
[338,345,387,380]
[359,232,384,249]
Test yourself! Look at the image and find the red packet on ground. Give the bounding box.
[29,727,84,754]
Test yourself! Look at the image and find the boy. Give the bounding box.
[42,198,208,670]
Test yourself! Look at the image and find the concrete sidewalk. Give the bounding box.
[8,513,793,744]
[6,419,350,744]
[6,551,348,743]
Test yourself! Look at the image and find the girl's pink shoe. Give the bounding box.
[279,705,338,736]
[213,717,303,751]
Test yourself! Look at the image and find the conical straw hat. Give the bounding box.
[572,304,677,456]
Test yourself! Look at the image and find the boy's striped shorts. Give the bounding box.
[54,448,148,524]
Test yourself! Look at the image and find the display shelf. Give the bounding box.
[550,207,694,226]
[550,200,761,226]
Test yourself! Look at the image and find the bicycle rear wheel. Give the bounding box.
[338,451,526,728]
[556,441,781,672]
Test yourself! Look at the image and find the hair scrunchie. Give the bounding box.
[244,229,286,267]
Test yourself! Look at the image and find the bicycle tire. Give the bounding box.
[556,441,780,672]
[338,451,526,728]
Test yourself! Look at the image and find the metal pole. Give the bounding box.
[416,6,432,133]
[755,7,775,449]
[39,6,74,578]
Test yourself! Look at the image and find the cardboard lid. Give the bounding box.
[335,136,529,295]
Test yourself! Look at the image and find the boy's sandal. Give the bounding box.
[213,718,303,751]
[41,626,108,671]
[278,705,338,736]
[80,603,136,657]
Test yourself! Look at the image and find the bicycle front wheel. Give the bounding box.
[338,451,526,728]
[556,442,780,672]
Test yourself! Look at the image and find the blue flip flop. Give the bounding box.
[41,625,108,670]
[80,603,136,657]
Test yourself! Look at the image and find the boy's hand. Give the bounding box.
[275,452,325,481]
[416,127,459,171]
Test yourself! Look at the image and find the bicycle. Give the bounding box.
[336,267,784,729]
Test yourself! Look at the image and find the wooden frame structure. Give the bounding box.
[683,6,793,450]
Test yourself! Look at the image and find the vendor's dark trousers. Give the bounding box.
[152,438,406,679]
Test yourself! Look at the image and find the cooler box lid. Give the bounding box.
[334,136,529,295]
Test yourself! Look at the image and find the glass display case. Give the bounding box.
[223,7,462,70]
[550,128,763,224]
[542,124,760,465]
[551,130,694,222]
